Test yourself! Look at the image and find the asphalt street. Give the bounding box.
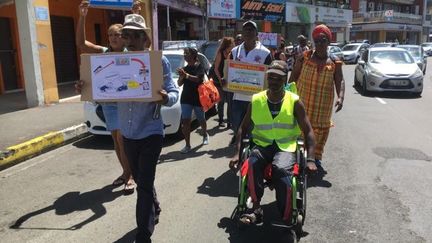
[1,63,432,243]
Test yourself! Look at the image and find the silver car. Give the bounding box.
[342,43,369,64]
[354,47,423,96]
[398,45,427,74]
[328,46,344,61]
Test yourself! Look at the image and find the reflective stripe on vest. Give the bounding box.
[251,91,301,152]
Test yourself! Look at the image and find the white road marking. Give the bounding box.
[375,97,387,104]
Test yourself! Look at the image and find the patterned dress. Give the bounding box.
[296,50,342,159]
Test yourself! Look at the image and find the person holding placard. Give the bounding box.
[227,20,273,150]
[76,0,134,194]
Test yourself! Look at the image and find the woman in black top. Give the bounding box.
[177,48,209,153]
[213,37,234,127]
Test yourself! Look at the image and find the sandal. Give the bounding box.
[112,176,126,187]
[239,208,263,226]
[123,180,135,195]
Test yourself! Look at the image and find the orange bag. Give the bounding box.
[198,77,220,112]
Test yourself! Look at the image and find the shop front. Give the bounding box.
[351,23,422,44]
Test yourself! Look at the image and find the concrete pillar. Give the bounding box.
[15,0,59,106]
[379,30,386,42]
[15,0,44,107]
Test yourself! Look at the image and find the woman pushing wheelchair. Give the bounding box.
[229,60,317,226]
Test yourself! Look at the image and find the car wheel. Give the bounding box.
[354,73,360,87]
[362,77,369,96]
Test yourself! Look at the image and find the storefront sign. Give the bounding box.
[80,51,163,102]
[208,0,237,19]
[224,60,267,94]
[89,0,133,9]
[258,32,278,48]
[316,6,352,27]
[285,2,315,23]
[350,23,422,32]
[241,0,285,22]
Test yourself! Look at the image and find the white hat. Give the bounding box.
[122,14,152,38]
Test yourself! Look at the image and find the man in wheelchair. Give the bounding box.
[229,60,317,226]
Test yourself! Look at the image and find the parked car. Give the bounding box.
[84,50,211,135]
[341,43,369,64]
[199,40,221,64]
[354,47,423,96]
[370,42,397,48]
[397,45,427,74]
[328,46,344,61]
[420,42,432,56]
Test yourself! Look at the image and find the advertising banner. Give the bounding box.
[224,60,268,94]
[208,0,237,19]
[285,2,315,23]
[80,51,163,102]
[316,6,352,27]
[241,0,285,22]
[258,32,278,48]
[89,0,133,9]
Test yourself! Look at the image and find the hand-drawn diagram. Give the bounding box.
[90,53,152,100]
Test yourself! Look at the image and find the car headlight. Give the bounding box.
[369,68,383,77]
[413,69,423,78]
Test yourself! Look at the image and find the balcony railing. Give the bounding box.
[353,11,422,25]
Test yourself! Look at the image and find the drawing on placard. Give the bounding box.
[90,53,152,100]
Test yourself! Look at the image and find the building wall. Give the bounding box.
[0,0,109,94]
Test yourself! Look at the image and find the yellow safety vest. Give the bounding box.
[251,91,301,152]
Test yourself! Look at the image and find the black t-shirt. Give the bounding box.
[180,63,205,106]
[267,100,282,119]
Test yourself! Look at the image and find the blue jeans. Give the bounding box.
[217,87,233,124]
[123,134,162,243]
[231,99,250,133]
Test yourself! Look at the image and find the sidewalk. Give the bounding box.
[0,83,89,170]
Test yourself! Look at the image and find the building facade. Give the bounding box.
[0,0,205,107]
[350,0,425,44]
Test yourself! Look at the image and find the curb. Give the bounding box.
[0,123,89,170]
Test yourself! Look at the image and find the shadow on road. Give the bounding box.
[218,202,301,243]
[197,169,239,197]
[307,169,332,188]
[72,135,114,150]
[113,228,137,243]
[9,184,123,230]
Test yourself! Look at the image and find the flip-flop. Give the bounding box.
[112,176,126,187]
[123,181,135,195]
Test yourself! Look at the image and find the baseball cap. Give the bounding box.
[243,20,257,30]
[266,60,288,76]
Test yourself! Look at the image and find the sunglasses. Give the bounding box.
[121,31,144,40]
[314,38,328,45]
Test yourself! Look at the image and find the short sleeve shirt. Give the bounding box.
[180,63,205,106]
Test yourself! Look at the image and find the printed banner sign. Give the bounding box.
[241,0,285,22]
[80,51,163,102]
[224,60,267,94]
[285,2,315,23]
[89,0,133,9]
[258,32,278,48]
[208,0,237,19]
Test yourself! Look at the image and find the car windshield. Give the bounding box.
[373,43,391,48]
[201,43,219,63]
[399,47,421,58]
[342,45,359,51]
[370,51,414,64]
[165,54,183,79]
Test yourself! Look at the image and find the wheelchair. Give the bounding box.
[230,137,308,241]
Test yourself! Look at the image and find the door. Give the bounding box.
[0,17,18,92]
[50,16,79,83]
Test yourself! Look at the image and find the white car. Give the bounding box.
[84,50,211,135]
